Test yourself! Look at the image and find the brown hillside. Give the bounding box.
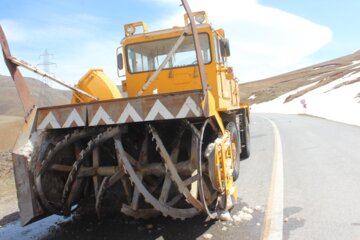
[0,75,72,116]
[0,115,23,151]
[240,50,360,104]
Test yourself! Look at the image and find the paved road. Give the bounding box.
[271,113,360,240]
[252,113,360,240]
[1,113,359,239]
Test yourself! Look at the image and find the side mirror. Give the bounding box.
[220,38,230,57]
[117,53,124,70]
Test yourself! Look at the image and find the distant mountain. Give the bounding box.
[244,50,360,126]
[239,50,360,104]
[0,75,72,116]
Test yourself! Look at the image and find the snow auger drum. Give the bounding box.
[30,93,239,221]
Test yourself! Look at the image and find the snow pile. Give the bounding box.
[252,70,360,126]
[201,233,213,239]
[248,94,256,100]
[232,206,254,224]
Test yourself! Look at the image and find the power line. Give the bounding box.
[37,49,57,106]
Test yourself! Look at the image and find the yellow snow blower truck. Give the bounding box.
[0,0,250,225]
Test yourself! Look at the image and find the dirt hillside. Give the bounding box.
[239,50,360,104]
[0,75,71,116]
[0,115,23,151]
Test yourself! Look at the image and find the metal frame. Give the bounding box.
[0,26,34,120]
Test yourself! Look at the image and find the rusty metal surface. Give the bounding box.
[36,105,87,130]
[50,161,207,178]
[114,136,200,219]
[0,25,34,119]
[149,125,204,211]
[36,90,204,130]
[9,107,46,226]
[61,127,122,215]
[12,153,45,226]
[181,0,210,117]
[181,0,208,95]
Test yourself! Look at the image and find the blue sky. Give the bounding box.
[0,0,359,86]
[259,0,360,61]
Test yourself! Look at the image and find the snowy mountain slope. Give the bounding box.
[239,50,360,105]
[251,59,360,126]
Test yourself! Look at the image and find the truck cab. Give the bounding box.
[118,11,240,111]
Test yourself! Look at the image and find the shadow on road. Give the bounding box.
[283,206,305,240]
[39,213,215,240]
[0,211,19,226]
[0,199,265,240]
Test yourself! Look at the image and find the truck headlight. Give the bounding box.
[195,14,205,24]
[126,25,135,35]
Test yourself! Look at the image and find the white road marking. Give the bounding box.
[261,116,284,240]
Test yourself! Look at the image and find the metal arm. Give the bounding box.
[181,0,208,95]
[181,0,210,117]
[0,25,34,119]
[8,56,98,101]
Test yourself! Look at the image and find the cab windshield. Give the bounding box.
[126,33,211,73]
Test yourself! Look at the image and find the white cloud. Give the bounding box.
[0,15,120,88]
[149,0,333,81]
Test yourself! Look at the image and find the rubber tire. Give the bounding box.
[240,115,250,159]
[226,121,241,181]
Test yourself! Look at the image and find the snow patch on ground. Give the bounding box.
[202,233,213,239]
[232,206,254,224]
[248,94,256,100]
[252,72,360,126]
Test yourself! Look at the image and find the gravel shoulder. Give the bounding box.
[0,151,19,227]
[0,115,22,226]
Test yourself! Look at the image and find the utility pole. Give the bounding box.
[37,49,56,105]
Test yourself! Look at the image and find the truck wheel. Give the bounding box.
[240,115,250,159]
[226,122,240,181]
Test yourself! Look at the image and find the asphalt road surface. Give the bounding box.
[0,113,359,240]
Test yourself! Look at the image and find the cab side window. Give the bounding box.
[213,35,221,63]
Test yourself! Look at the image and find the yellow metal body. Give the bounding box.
[124,22,148,37]
[71,69,122,104]
[121,23,241,113]
[213,131,235,195]
[73,15,243,114]
[183,11,209,26]
[72,12,247,201]
[120,15,244,199]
